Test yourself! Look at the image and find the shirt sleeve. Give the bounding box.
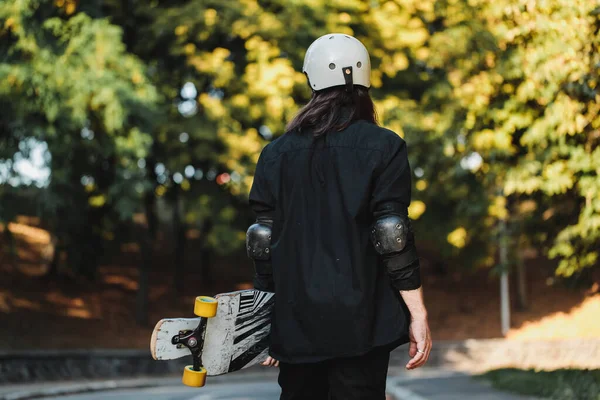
[248,146,276,292]
[249,146,275,219]
[370,137,422,291]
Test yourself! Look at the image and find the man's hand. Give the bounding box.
[406,317,432,370]
[262,356,279,367]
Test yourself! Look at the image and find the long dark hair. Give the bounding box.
[286,86,378,137]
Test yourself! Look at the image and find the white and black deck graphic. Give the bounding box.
[151,289,274,377]
[228,290,274,372]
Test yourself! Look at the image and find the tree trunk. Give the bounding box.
[515,241,529,311]
[136,227,151,326]
[144,187,158,241]
[136,196,155,326]
[200,218,213,287]
[45,235,61,277]
[172,188,186,294]
[499,217,511,336]
[5,222,17,266]
[135,148,159,324]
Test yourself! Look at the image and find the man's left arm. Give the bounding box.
[247,146,275,293]
[248,147,279,367]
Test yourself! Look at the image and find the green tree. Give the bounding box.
[4,0,597,294]
[445,0,600,278]
[98,0,499,278]
[0,0,159,278]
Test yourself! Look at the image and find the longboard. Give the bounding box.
[150,289,274,386]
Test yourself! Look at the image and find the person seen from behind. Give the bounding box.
[246,33,432,400]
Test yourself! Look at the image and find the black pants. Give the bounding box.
[278,347,390,400]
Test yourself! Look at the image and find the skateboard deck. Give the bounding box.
[150,289,274,377]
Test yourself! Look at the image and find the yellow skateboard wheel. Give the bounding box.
[182,365,207,387]
[194,296,218,318]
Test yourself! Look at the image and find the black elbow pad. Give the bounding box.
[246,222,272,261]
[372,214,421,290]
[370,215,410,255]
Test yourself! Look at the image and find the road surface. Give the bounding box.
[3,369,539,400]
[42,381,280,400]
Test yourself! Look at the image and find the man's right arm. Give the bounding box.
[369,137,422,292]
[369,135,432,369]
[399,287,431,369]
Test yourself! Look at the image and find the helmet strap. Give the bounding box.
[343,66,354,92]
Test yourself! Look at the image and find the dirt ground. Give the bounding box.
[0,219,599,350]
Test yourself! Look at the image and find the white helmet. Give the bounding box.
[302,33,371,92]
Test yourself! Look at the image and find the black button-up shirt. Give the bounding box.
[249,120,421,363]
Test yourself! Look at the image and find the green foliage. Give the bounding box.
[0,0,158,276]
[481,368,600,400]
[1,0,598,277]
[446,0,600,276]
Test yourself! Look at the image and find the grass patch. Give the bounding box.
[479,368,600,400]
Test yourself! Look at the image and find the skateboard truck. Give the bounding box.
[176,296,218,387]
[171,319,207,372]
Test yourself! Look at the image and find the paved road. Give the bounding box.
[42,381,281,400]
[3,369,540,400]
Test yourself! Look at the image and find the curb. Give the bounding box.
[386,376,429,400]
[389,338,600,373]
[386,386,428,400]
[0,350,185,384]
[0,377,178,400]
[0,350,150,358]
[385,370,468,400]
